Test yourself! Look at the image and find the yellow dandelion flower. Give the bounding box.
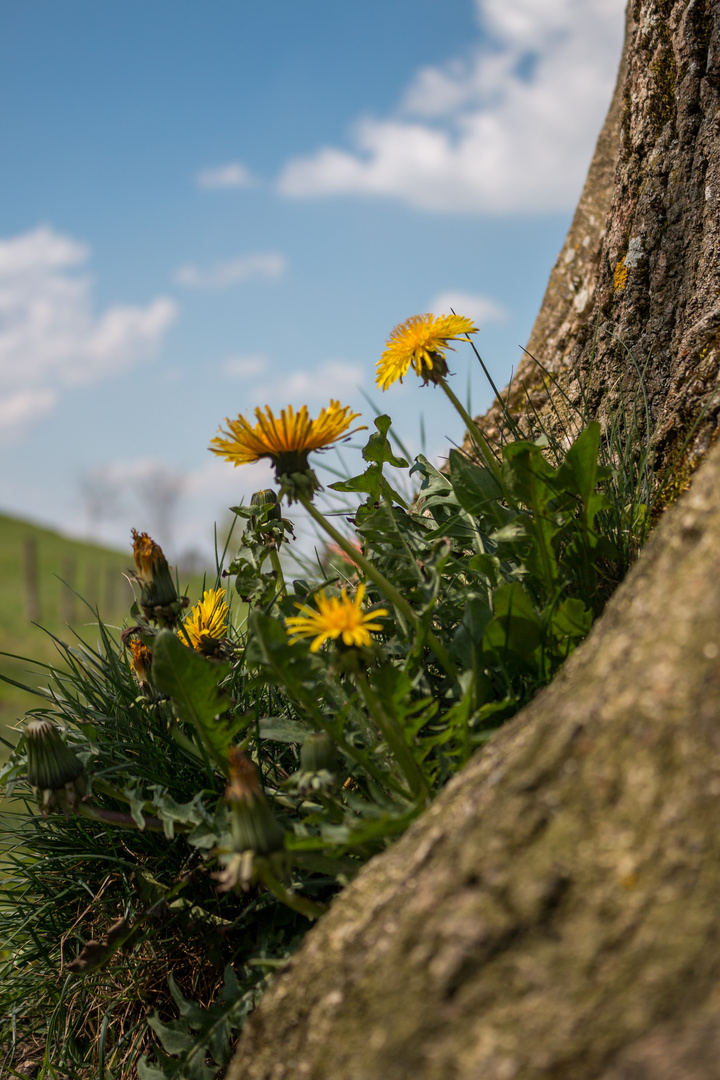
[285,584,388,652]
[182,588,230,653]
[376,313,478,391]
[210,401,364,472]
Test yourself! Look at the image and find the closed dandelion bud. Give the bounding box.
[300,732,337,774]
[225,749,285,856]
[129,638,152,685]
[131,529,180,614]
[250,489,282,521]
[24,718,86,814]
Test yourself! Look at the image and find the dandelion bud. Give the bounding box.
[300,732,337,774]
[131,529,186,624]
[129,637,152,685]
[24,718,86,814]
[247,487,294,551]
[250,489,281,520]
[225,749,285,857]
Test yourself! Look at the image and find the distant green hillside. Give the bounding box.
[0,513,136,750]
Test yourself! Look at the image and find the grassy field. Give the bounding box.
[0,514,209,760]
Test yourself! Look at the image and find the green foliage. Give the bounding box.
[0,365,650,1076]
[139,968,266,1080]
[151,630,239,770]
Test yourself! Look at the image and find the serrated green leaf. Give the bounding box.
[207,1020,234,1066]
[501,444,563,593]
[138,1055,170,1080]
[447,449,506,523]
[556,423,614,527]
[257,716,309,743]
[491,583,541,624]
[147,1014,195,1055]
[550,597,593,641]
[187,820,220,850]
[362,415,408,468]
[330,462,383,500]
[330,462,409,509]
[149,789,210,840]
[450,596,493,668]
[151,630,241,768]
[125,786,147,830]
[185,1055,217,1080]
[483,583,543,672]
[221,963,241,1001]
[168,972,207,1027]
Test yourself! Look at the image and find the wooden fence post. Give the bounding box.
[61,557,76,625]
[23,535,40,623]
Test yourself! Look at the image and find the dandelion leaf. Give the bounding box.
[151,630,242,763]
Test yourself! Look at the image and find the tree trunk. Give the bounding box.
[476,0,720,499]
[228,2,720,1076]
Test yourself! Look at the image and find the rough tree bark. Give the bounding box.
[476,0,720,498]
[227,2,720,1076]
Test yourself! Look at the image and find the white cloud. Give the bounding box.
[428,290,509,325]
[0,227,88,275]
[0,389,57,442]
[276,0,625,213]
[253,359,363,406]
[222,354,268,379]
[0,226,177,440]
[196,162,257,190]
[184,455,273,502]
[175,253,286,290]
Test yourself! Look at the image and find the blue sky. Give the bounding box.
[0,0,625,561]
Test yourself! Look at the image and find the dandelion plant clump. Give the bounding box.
[0,311,649,1077]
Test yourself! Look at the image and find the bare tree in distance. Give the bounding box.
[78,468,124,542]
[135,463,186,555]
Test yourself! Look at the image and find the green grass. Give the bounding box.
[0,514,218,764]
[0,514,137,751]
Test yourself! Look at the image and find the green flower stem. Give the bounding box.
[297,492,458,682]
[250,610,414,799]
[356,672,430,802]
[439,377,502,480]
[255,862,327,920]
[75,801,167,833]
[280,676,412,801]
[269,548,286,598]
